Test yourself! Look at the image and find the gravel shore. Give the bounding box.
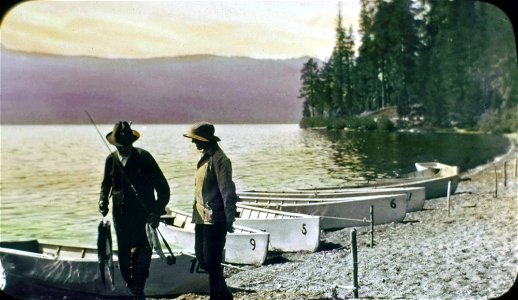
[168,134,518,300]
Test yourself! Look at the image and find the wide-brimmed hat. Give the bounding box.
[106,121,140,146]
[183,121,220,142]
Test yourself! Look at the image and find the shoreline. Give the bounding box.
[169,134,517,300]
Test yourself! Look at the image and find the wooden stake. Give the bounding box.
[350,229,359,299]
[504,161,507,187]
[447,180,452,216]
[494,166,498,198]
[370,205,374,247]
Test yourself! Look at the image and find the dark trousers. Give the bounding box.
[195,224,233,300]
[116,227,152,297]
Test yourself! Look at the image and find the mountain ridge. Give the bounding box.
[1,48,309,124]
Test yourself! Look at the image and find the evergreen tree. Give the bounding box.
[356,0,381,112]
[329,6,348,117]
[299,58,321,117]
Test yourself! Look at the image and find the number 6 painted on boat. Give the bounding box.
[390,199,397,208]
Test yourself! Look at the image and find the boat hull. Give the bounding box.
[235,204,321,252]
[383,174,459,199]
[158,218,269,266]
[241,194,408,230]
[0,241,208,298]
[295,162,460,200]
[239,186,425,213]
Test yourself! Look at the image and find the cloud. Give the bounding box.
[1,0,360,60]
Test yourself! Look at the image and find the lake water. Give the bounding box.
[0,124,510,247]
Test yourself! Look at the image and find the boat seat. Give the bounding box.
[173,216,188,228]
[41,245,61,257]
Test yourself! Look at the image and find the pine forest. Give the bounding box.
[298,0,517,133]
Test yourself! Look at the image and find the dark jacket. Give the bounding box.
[99,147,170,231]
[192,144,238,225]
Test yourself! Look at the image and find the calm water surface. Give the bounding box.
[0,124,509,247]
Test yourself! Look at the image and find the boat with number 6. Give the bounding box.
[238,186,426,212]
[239,194,408,230]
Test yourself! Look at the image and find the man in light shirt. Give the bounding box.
[184,121,238,300]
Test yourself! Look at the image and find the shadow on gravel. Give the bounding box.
[263,253,291,265]
[401,219,420,224]
[318,241,345,251]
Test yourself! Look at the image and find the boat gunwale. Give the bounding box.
[239,193,409,205]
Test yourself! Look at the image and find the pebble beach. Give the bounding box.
[169,134,518,300]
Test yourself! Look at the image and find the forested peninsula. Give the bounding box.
[298,0,517,134]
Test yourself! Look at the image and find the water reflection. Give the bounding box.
[303,129,510,183]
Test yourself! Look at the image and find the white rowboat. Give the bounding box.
[160,209,269,266]
[238,186,425,212]
[297,162,460,199]
[0,240,208,299]
[240,194,408,230]
[383,163,459,199]
[235,204,321,252]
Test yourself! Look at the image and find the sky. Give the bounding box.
[0,0,361,60]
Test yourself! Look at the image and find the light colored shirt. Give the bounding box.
[192,145,238,225]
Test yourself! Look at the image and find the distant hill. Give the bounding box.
[1,48,310,124]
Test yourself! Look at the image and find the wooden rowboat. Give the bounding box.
[238,186,426,212]
[0,240,208,299]
[240,194,408,230]
[160,209,269,266]
[235,204,321,252]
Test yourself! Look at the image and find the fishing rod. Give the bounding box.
[85,110,176,265]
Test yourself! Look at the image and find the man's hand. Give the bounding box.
[149,213,160,229]
[99,202,109,217]
[226,223,234,233]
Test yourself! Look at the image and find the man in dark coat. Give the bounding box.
[183,121,238,300]
[99,121,170,298]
